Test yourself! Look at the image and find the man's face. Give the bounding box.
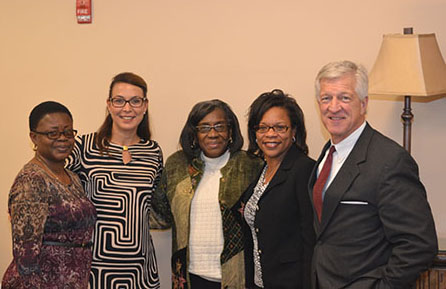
[318,73,368,144]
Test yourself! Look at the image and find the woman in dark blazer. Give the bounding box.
[240,89,316,289]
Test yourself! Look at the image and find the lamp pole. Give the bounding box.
[402,27,414,153]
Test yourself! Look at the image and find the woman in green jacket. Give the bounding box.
[151,99,263,289]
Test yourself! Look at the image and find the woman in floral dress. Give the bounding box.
[2,101,96,289]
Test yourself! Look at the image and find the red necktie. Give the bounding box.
[313,146,336,222]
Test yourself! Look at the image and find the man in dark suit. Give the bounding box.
[309,60,438,289]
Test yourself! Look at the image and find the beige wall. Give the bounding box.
[1,0,445,288]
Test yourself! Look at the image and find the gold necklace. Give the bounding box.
[264,162,281,184]
[35,154,69,184]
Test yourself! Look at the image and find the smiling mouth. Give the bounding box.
[263,142,280,148]
[55,146,71,152]
[120,116,135,120]
[328,116,345,121]
[207,142,222,148]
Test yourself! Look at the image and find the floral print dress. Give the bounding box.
[1,162,96,289]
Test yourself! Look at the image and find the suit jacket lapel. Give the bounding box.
[319,162,360,232]
[309,141,331,190]
[262,145,299,196]
[316,123,374,235]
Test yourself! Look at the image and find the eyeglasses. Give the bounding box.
[109,97,147,108]
[254,125,289,134]
[196,123,229,134]
[33,129,78,140]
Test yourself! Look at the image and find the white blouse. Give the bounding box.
[188,150,230,281]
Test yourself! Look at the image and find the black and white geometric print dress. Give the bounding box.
[67,133,163,289]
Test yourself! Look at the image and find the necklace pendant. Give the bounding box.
[122,149,132,164]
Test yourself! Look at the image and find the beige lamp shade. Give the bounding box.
[369,33,446,96]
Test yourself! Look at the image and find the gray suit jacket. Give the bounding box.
[309,123,438,289]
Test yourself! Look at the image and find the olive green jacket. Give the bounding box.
[150,150,263,289]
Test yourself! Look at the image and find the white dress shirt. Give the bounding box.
[318,122,366,200]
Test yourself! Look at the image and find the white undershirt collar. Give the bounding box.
[200,150,230,172]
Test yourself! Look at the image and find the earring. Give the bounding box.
[292,136,296,143]
[32,143,38,151]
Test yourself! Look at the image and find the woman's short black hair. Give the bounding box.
[180,99,243,161]
[29,101,72,131]
[247,89,309,156]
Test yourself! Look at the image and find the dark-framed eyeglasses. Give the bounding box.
[254,125,289,134]
[32,129,78,140]
[109,97,147,108]
[196,123,229,134]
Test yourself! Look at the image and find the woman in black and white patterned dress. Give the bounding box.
[67,72,165,289]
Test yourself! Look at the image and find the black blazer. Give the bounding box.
[240,145,316,289]
[308,123,438,289]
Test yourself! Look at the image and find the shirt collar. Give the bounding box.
[200,150,230,171]
[331,121,366,162]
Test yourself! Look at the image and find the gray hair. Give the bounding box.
[315,60,368,100]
